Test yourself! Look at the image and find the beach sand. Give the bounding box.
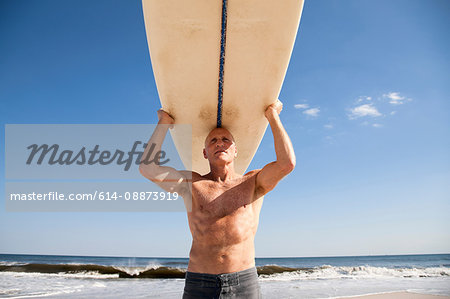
[342,291,450,299]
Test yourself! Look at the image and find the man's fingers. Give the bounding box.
[157,109,175,125]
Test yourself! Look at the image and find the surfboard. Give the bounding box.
[142,0,304,175]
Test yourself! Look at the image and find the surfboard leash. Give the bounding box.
[217,0,228,128]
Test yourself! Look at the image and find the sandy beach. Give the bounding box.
[342,291,450,299]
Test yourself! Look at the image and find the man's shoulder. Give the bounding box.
[245,169,262,175]
[190,171,210,182]
[177,170,203,182]
[244,169,262,177]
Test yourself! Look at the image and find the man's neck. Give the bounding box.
[208,163,238,182]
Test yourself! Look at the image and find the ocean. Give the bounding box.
[0,253,449,298]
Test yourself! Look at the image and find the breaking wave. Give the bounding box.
[0,263,448,279]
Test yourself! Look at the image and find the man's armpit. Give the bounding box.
[254,166,280,197]
[248,169,266,198]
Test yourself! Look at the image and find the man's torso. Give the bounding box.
[186,170,263,274]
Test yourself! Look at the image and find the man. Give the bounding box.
[139,99,295,298]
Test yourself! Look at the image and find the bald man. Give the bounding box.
[139,100,295,298]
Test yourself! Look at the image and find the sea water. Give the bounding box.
[0,254,449,298]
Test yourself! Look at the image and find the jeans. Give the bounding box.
[182,266,261,298]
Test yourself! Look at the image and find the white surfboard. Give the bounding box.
[142,0,304,175]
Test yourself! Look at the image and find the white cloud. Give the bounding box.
[349,104,382,119]
[356,96,372,103]
[383,92,411,105]
[390,111,397,115]
[372,123,383,128]
[324,124,333,129]
[303,108,320,117]
[294,103,309,109]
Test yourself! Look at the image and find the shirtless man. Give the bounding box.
[139,100,295,298]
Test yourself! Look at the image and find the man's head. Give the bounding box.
[203,127,237,164]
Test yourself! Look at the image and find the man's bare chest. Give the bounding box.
[191,177,257,216]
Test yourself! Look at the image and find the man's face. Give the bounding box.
[203,128,237,163]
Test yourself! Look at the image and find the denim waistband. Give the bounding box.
[185,266,257,287]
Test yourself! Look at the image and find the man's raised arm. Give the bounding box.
[139,109,191,197]
[255,100,296,196]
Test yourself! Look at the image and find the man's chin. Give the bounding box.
[211,155,232,163]
[214,152,228,157]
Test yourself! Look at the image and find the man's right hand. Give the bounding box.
[157,109,175,127]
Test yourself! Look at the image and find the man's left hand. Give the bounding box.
[265,99,283,119]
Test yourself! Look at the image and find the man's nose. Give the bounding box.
[216,139,224,147]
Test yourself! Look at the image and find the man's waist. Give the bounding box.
[185,266,258,287]
[187,256,255,274]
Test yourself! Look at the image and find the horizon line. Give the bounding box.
[1,252,449,259]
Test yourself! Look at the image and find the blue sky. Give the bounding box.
[0,0,449,257]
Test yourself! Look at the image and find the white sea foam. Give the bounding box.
[259,265,450,281]
[113,262,162,275]
[0,261,28,266]
[1,270,449,298]
[0,270,119,279]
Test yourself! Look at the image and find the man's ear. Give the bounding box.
[203,148,207,159]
